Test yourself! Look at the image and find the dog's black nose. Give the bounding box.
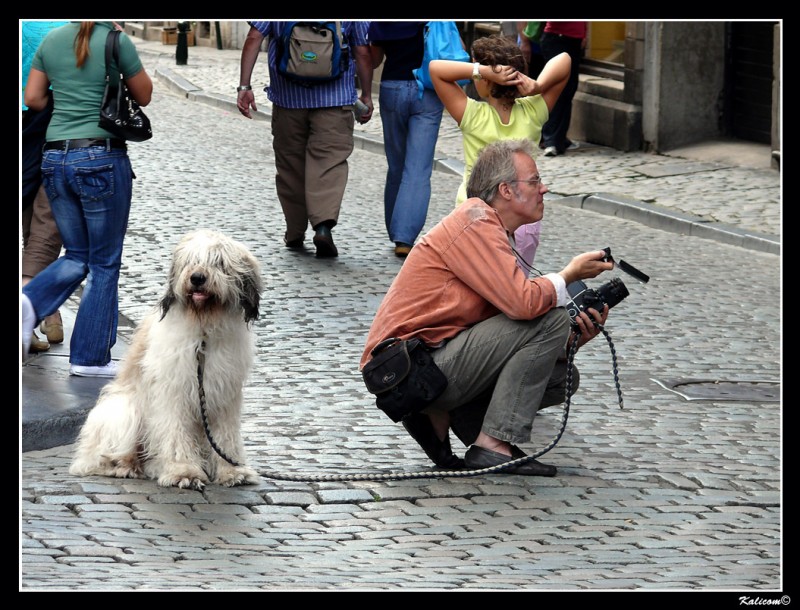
[190,272,206,287]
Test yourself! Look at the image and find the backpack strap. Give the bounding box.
[334,21,349,69]
[334,21,344,47]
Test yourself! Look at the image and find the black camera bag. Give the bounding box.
[362,338,448,423]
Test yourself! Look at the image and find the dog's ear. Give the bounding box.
[159,290,176,320]
[239,251,263,324]
[241,269,262,324]
[160,245,183,320]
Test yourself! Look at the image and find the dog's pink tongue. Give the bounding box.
[192,292,209,304]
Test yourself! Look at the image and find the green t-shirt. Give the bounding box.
[32,21,144,141]
[523,21,543,42]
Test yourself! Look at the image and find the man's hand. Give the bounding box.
[569,305,609,350]
[559,250,614,286]
[237,90,257,119]
[356,95,374,124]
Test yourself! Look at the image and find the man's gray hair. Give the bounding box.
[466,139,535,204]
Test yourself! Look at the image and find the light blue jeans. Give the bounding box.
[379,81,443,245]
[23,143,133,367]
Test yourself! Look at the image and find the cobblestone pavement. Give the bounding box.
[21,39,783,594]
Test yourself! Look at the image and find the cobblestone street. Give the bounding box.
[21,40,783,594]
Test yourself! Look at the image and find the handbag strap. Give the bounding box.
[104,29,122,82]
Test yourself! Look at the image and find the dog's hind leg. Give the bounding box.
[69,395,144,479]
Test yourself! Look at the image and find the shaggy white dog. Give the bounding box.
[69,230,263,489]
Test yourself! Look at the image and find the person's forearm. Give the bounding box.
[429,59,476,84]
[354,45,373,97]
[239,31,262,87]
[23,69,50,111]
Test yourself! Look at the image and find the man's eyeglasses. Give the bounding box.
[509,175,542,187]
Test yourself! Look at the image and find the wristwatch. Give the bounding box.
[471,62,482,81]
[236,85,252,92]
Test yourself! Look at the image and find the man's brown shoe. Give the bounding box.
[394,242,412,258]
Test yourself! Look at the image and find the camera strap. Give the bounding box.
[567,323,625,411]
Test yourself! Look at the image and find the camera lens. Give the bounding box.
[598,278,629,309]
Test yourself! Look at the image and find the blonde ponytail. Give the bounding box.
[74,21,95,68]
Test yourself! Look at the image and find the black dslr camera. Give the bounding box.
[565,247,648,325]
[566,277,629,322]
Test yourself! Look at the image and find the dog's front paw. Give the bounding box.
[214,465,260,487]
[157,464,209,490]
[158,474,208,490]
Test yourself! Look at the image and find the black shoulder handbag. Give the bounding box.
[98,30,152,142]
[362,338,448,423]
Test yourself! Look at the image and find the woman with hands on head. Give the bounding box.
[428,34,570,270]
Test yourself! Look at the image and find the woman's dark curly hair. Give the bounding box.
[471,34,528,101]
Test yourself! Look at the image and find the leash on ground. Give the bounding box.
[197,327,623,482]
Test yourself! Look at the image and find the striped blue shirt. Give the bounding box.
[248,21,369,109]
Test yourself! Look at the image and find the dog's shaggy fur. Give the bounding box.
[69,230,263,489]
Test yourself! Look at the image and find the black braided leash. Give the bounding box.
[197,326,624,482]
[197,340,240,467]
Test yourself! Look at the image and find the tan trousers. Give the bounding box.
[22,185,62,279]
[270,105,355,242]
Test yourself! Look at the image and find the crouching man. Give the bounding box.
[360,138,613,475]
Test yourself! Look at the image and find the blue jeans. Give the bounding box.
[379,81,443,245]
[22,144,133,367]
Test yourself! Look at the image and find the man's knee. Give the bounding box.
[518,307,571,349]
[539,361,579,410]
